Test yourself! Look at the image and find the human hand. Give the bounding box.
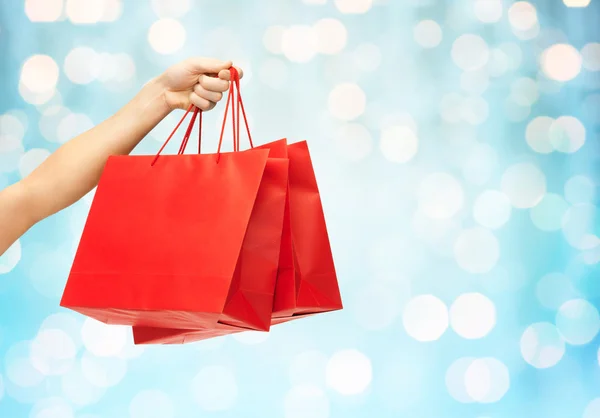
[157,57,244,112]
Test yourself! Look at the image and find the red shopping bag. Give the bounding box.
[61,68,287,331]
[132,140,343,344]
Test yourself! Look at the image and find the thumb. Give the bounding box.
[186,57,232,74]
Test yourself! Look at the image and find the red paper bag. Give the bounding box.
[131,139,343,345]
[62,70,288,331]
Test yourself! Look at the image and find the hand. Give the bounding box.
[157,57,244,112]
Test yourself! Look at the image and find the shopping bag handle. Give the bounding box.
[151,66,252,166]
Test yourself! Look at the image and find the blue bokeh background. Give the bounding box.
[1,0,600,417]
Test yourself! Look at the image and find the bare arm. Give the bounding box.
[0,57,241,255]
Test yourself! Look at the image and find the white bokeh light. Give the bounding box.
[61,362,105,406]
[334,123,372,161]
[380,125,418,163]
[525,116,554,154]
[284,385,330,418]
[561,203,600,250]
[461,96,489,125]
[57,113,94,144]
[289,350,328,388]
[564,175,595,204]
[282,25,318,63]
[100,0,122,22]
[508,2,538,31]
[548,116,586,153]
[414,20,443,48]
[30,397,74,418]
[263,25,285,54]
[581,43,600,71]
[451,34,490,71]
[21,55,59,94]
[446,357,476,403]
[454,228,500,274]
[450,293,496,339]
[536,272,579,310]
[353,43,382,72]
[334,0,373,14]
[148,18,186,54]
[81,318,127,357]
[541,44,582,82]
[473,0,503,23]
[584,399,600,418]
[556,299,600,345]
[0,112,26,140]
[81,351,127,388]
[19,148,51,178]
[500,162,546,209]
[40,313,83,350]
[130,389,174,418]
[530,193,569,231]
[151,0,190,17]
[563,0,591,6]
[64,47,100,85]
[464,358,510,403]
[25,0,63,22]
[520,322,565,368]
[191,365,237,410]
[0,239,21,274]
[418,172,464,219]
[326,349,372,395]
[30,329,76,376]
[473,190,512,229]
[314,18,347,55]
[402,295,448,342]
[66,0,105,24]
[511,77,539,106]
[328,83,366,121]
[5,341,45,388]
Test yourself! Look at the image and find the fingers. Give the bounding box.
[189,93,216,111]
[198,74,230,93]
[218,66,244,81]
[193,84,223,103]
[185,57,233,75]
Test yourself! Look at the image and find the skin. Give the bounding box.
[0,57,243,256]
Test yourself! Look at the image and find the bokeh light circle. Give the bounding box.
[414,20,443,48]
[148,18,186,54]
[0,239,21,274]
[334,0,373,14]
[541,44,582,82]
[561,203,600,250]
[454,228,500,274]
[282,25,318,63]
[30,329,76,376]
[508,2,538,31]
[500,162,546,208]
[21,55,59,94]
[380,126,418,163]
[326,349,372,395]
[520,322,565,368]
[548,116,586,153]
[314,18,347,55]
[328,83,366,121]
[418,172,464,219]
[446,357,476,403]
[19,148,51,178]
[64,47,100,85]
[402,295,448,342]
[30,397,74,418]
[473,190,512,229]
[473,0,503,23]
[584,399,600,418]
[284,385,330,418]
[25,0,63,22]
[450,293,496,339]
[81,318,127,357]
[451,34,490,71]
[81,351,127,388]
[464,358,510,403]
[536,272,579,310]
[525,116,554,154]
[556,299,600,345]
[530,193,569,231]
[564,175,595,204]
[581,43,600,71]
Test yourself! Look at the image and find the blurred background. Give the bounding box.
[1,0,600,417]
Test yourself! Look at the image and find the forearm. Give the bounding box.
[0,78,170,254]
